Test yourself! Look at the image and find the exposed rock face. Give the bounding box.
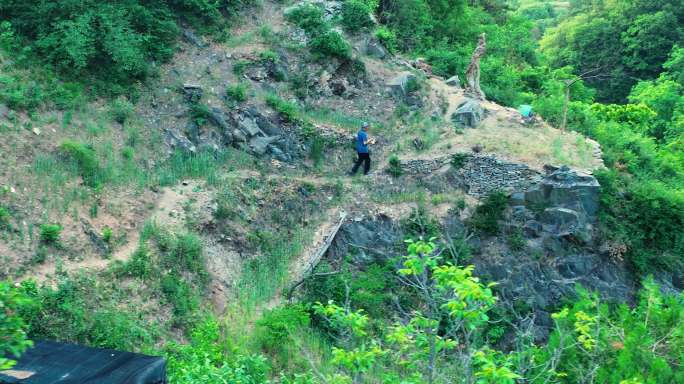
[163,99,303,162]
[516,166,601,244]
[525,166,600,219]
[451,99,485,128]
[327,215,404,265]
[327,212,634,343]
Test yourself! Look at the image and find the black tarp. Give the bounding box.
[0,341,166,384]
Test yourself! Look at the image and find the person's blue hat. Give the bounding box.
[361,121,369,128]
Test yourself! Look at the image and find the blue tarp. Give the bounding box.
[1,341,166,384]
[518,104,533,117]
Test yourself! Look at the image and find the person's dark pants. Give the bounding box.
[351,152,371,175]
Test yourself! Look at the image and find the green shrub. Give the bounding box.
[102,227,113,243]
[0,206,10,229]
[115,245,153,279]
[232,59,253,76]
[17,276,155,351]
[255,305,310,352]
[309,135,325,167]
[167,233,205,276]
[190,103,212,125]
[39,224,62,244]
[341,0,374,31]
[161,274,200,323]
[121,146,134,160]
[375,26,397,53]
[259,50,279,63]
[309,31,352,60]
[0,1,259,92]
[58,140,103,187]
[166,319,271,383]
[388,155,403,177]
[109,98,134,124]
[265,94,301,123]
[226,83,247,103]
[0,280,35,370]
[507,228,526,251]
[451,153,470,169]
[597,171,684,273]
[468,191,508,235]
[284,4,327,35]
[403,206,440,238]
[32,246,48,264]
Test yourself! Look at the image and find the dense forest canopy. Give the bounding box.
[2,0,684,383]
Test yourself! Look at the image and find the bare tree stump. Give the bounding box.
[465,33,487,100]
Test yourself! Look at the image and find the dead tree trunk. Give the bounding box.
[464,33,487,100]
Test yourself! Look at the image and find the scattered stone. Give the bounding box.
[329,78,348,96]
[542,207,582,234]
[524,166,600,219]
[523,220,543,237]
[406,94,423,108]
[471,144,483,153]
[249,136,280,155]
[246,67,268,81]
[182,84,203,103]
[268,145,290,162]
[32,128,41,135]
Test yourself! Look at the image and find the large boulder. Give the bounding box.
[387,72,417,100]
[365,39,388,59]
[451,99,485,128]
[445,75,460,88]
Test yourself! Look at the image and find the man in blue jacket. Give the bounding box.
[349,122,375,175]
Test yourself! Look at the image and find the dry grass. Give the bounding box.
[398,78,603,173]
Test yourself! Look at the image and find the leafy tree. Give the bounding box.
[309,239,514,384]
[522,280,684,383]
[0,281,34,370]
